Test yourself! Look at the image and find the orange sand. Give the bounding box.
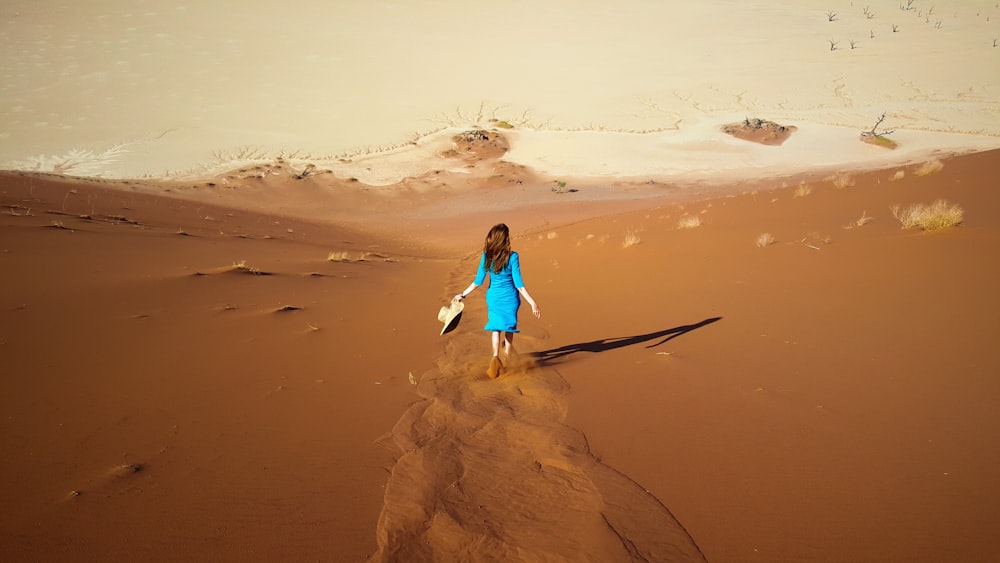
[2,144,998,561]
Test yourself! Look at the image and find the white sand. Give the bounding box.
[2,0,998,180]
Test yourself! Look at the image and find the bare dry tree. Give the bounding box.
[850,39,859,49]
[892,24,900,32]
[826,10,838,21]
[863,112,895,137]
[864,5,876,18]
[900,0,915,11]
[829,39,839,50]
[871,29,876,38]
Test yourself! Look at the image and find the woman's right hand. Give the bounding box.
[452,294,464,303]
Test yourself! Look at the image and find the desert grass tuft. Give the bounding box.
[327,251,393,262]
[755,233,776,247]
[622,227,641,248]
[828,174,855,189]
[677,215,702,229]
[914,159,944,176]
[793,185,812,198]
[891,200,963,231]
[228,260,269,275]
[843,211,874,229]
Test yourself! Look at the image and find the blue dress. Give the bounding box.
[474,251,524,332]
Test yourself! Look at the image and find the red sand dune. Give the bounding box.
[1,149,998,561]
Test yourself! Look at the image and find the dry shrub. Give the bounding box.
[327,251,381,262]
[843,211,874,229]
[890,170,905,181]
[793,185,812,198]
[829,174,855,189]
[914,159,944,176]
[891,200,963,231]
[677,215,702,229]
[228,260,266,275]
[622,227,641,248]
[755,233,776,247]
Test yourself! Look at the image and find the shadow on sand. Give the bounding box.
[530,317,722,366]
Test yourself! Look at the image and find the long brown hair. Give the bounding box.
[483,223,511,273]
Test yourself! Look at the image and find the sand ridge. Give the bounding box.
[370,257,706,561]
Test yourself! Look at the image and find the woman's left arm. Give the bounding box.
[518,287,541,318]
[511,252,540,318]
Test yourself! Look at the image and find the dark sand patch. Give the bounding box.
[721,118,797,145]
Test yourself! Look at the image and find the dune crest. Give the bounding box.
[369,262,706,562]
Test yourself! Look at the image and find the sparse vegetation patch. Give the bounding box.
[843,211,875,229]
[829,173,855,189]
[677,215,702,229]
[914,159,944,176]
[892,200,964,231]
[622,228,641,248]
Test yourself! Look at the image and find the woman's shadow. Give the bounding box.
[530,317,722,366]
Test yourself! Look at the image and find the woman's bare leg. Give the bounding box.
[504,332,514,358]
[491,331,501,357]
[488,331,503,378]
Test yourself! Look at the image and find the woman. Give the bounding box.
[453,223,541,378]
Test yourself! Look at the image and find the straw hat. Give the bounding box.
[438,301,464,335]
